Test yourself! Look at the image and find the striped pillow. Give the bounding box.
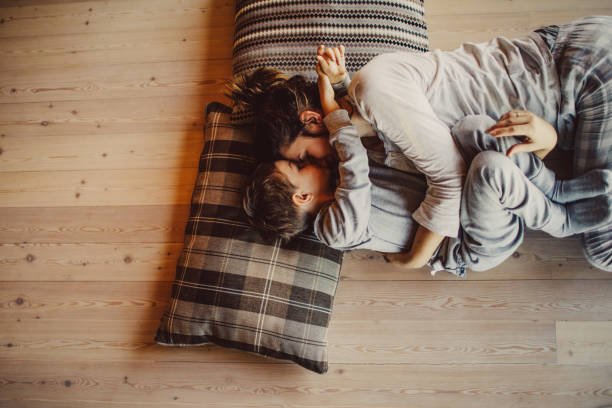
[233,0,428,79]
[155,103,343,373]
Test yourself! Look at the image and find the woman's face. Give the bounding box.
[279,134,336,167]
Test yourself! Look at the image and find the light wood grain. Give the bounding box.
[0,95,216,137]
[0,60,231,104]
[0,130,203,172]
[1,361,611,408]
[0,205,190,244]
[0,168,199,207]
[0,318,555,364]
[0,242,182,281]
[0,0,233,38]
[2,0,612,406]
[2,280,612,321]
[557,321,612,364]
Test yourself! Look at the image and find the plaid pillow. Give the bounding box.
[157,0,429,374]
[155,103,343,373]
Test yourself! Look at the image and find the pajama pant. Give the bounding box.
[431,116,573,274]
[537,16,612,271]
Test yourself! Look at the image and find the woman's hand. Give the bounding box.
[382,225,445,269]
[316,45,347,84]
[486,110,558,159]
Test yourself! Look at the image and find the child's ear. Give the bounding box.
[291,192,314,207]
[299,110,323,125]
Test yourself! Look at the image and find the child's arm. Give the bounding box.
[312,66,373,248]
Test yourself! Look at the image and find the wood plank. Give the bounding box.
[0,130,203,172]
[328,320,555,364]
[0,281,171,321]
[0,0,234,38]
[1,234,604,282]
[0,205,189,244]
[0,95,217,137]
[0,60,231,104]
[0,27,233,72]
[426,0,612,15]
[2,280,612,321]
[0,242,182,281]
[0,319,270,365]
[1,361,611,408]
[0,167,199,207]
[428,10,612,51]
[557,321,612,364]
[0,319,556,365]
[342,233,609,281]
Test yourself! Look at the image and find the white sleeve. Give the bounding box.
[349,53,466,237]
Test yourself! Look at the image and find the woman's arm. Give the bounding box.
[383,225,444,268]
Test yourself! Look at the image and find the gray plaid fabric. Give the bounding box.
[537,16,612,271]
[156,103,343,373]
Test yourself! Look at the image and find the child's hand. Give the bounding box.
[316,59,340,116]
[316,45,347,85]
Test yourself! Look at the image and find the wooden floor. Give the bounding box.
[1,0,612,407]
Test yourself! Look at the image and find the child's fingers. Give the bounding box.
[339,45,345,58]
[317,44,325,56]
[316,55,330,73]
[333,47,342,64]
[325,47,337,63]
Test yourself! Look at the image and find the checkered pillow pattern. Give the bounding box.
[155,103,343,373]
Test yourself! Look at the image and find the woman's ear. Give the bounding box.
[299,110,326,135]
[291,191,314,207]
[299,110,323,125]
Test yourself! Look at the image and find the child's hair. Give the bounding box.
[242,162,311,242]
[228,67,321,161]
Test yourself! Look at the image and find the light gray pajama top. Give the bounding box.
[313,109,426,252]
[347,31,560,238]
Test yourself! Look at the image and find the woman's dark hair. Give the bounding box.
[228,68,321,161]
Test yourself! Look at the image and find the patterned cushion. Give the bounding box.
[233,0,429,79]
[156,0,429,374]
[155,103,343,373]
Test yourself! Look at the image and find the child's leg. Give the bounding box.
[459,151,612,271]
[451,115,611,203]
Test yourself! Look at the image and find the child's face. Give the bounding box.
[275,160,333,198]
[279,135,336,167]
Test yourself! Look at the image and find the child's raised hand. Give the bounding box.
[316,45,347,85]
[316,61,340,115]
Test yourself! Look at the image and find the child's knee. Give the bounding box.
[452,115,496,137]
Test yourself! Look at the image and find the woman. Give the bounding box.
[232,16,612,271]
